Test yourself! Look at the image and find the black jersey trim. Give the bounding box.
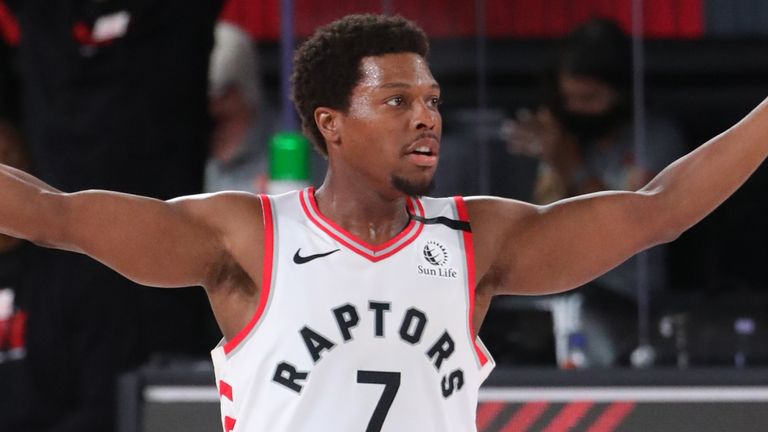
[409,214,472,232]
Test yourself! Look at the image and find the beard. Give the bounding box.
[391,174,436,197]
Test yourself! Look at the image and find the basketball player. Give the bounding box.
[1,14,767,432]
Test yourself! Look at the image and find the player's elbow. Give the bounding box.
[655,224,683,245]
[27,191,74,250]
[637,190,686,246]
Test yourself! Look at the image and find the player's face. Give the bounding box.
[337,53,442,197]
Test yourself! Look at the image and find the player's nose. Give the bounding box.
[412,100,439,131]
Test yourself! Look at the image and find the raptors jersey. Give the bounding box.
[211,188,495,432]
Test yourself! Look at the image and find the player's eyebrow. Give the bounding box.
[377,82,441,90]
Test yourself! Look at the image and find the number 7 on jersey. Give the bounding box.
[357,370,401,432]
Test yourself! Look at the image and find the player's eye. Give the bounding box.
[386,96,405,107]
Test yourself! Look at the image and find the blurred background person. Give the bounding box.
[1,0,222,430]
[0,102,100,432]
[0,29,35,429]
[503,18,686,367]
[206,21,278,194]
[0,32,115,431]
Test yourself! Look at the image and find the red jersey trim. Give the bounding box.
[223,194,274,354]
[299,187,425,263]
[218,380,233,401]
[454,196,489,367]
[224,416,237,432]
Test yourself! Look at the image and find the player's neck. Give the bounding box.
[314,179,412,246]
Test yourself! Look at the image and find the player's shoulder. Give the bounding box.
[171,190,262,209]
[461,195,538,225]
[169,190,266,230]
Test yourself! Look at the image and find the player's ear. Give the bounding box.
[315,107,341,147]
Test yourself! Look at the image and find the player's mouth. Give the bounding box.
[405,135,439,167]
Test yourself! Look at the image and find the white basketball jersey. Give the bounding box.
[211,188,495,432]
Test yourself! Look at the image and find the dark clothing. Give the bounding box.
[0,243,35,430]
[9,0,223,351]
[0,247,145,432]
[0,37,18,123]
[11,0,220,198]
[2,2,223,431]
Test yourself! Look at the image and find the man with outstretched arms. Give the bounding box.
[1,14,767,432]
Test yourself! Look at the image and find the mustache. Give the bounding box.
[411,132,440,143]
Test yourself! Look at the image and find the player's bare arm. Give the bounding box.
[469,96,768,301]
[0,164,266,338]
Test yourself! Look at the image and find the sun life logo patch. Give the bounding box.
[418,240,458,279]
[423,240,449,266]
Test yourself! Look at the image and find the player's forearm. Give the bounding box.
[640,97,768,239]
[1,163,62,192]
[0,163,64,244]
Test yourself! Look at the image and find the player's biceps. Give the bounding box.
[58,194,171,255]
[155,210,227,275]
[492,227,566,295]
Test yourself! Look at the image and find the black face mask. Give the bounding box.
[557,103,630,143]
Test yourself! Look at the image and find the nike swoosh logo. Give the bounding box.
[293,248,340,264]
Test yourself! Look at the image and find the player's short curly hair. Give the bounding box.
[291,14,429,156]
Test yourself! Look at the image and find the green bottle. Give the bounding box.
[268,131,310,194]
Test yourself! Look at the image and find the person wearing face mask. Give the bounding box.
[503,18,686,367]
[505,18,685,202]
